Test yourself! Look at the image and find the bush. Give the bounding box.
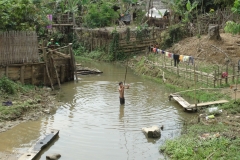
[0,77,16,94]
[161,24,186,49]
[84,2,119,28]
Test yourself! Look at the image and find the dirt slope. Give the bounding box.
[169,33,240,64]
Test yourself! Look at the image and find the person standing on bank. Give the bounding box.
[119,82,130,105]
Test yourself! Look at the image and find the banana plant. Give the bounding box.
[183,0,198,23]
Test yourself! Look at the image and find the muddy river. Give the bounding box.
[0,61,196,160]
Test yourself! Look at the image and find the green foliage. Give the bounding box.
[0,0,50,32]
[84,2,119,28]
[224,0,240,34]
[224,21,240,34]
[232,0,240,14]
[161,24,186,49]
[0,77,16,94]
[135,24,149,41]
[214,0,236,7]
[160,122,240,160]
[126,27,130,42]
[220,100,240,114]
[0,77,36,95]
[109,30,119,61]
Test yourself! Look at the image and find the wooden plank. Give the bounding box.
[18,129,59,160]
[171,95,190,108]
[188,100,229,108]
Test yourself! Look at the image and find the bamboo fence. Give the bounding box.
[147,53,240,88]
[0,31,39,65]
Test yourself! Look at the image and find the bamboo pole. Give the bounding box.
[43,46,54,90]
[225,63,228,84]
[194,63,197,108]
[233,64,235,83]
[51,53,61,89]
[217,65,220,86]
[69,43,78,82]
[214,70,216,88]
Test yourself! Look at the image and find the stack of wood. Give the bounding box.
[76,65,103,75]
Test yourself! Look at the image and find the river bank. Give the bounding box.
[0,78,61,133]
[125,53,240,159]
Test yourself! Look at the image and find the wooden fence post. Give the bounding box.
[225,63,228,84]
[43,64,46,86]
[31,65,34,85]
[233,64,235,83]
[196,65,198,82]
[20,65,25,84]
[207,73,209,87]
[214,70,216,88]
[217,65,219,86]
[5,66,8,77]
[177,63,179,76]
[190,65,192,80]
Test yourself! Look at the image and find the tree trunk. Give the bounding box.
[208,25,221,41]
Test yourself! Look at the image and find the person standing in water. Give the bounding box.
[119,82,129,105]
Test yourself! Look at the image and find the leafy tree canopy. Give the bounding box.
[224,0,240,34]
[0,0,51,32]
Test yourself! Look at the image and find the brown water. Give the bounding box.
[0,61,196,160]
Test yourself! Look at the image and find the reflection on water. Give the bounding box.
[0,61,196,160]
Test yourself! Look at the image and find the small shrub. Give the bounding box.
[161,24,186,49]
[0,77,16,94]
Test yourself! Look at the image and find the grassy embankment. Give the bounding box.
[0,77,49,122]
[74,49,240,159]
[131,53,240,160]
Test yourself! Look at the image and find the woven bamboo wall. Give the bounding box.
[0,31,39,65]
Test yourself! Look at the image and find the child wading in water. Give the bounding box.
[118,82,129,105]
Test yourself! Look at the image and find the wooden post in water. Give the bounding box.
[42,41,54,90]
[51,52,61,89]
[69,43,78,82]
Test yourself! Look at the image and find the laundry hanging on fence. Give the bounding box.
[189,56,194,65]
[183,56,190,62]
[173,54,180,67]
[179,55,184,61]
[153,48,157,53]
[151,47,195,66]
[222,72,228,78]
